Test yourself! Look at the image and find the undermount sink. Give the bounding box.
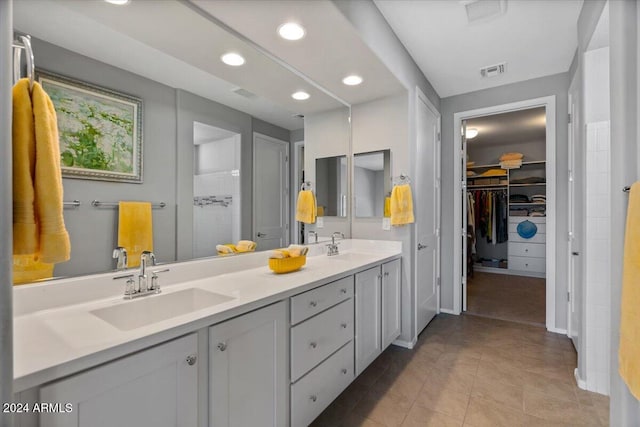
[327,252,375,263]
[91,288,235,331]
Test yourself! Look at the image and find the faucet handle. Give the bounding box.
[113,273,136,297]
[150,268,170,292]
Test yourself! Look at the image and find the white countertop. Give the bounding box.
[13,239,401,392]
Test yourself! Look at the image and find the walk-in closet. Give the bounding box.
[464,107,547,325]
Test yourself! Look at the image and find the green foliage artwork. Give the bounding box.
[38,71,143,183]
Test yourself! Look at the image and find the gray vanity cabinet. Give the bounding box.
[209,300,288,427]
[38,333,199,427]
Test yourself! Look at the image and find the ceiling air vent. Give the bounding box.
[232,87,257,99]
[461,0,507,24]
[292,114,304,119]
[480,62,507,78]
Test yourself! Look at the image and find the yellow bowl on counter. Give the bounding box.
[269,255,306,274]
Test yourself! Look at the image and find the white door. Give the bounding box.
[355,266,382,375]
[415,92,440,334]
[209,301,288,427]
[568,75,580,346]
[382,259,401,348]
[39,334,198,427]
[253,133,289,250]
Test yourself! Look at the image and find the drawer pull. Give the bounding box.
[217,342,227,352]
[309,395,317,403]
[309,342,317,349]
[309,301,318,308]
[186,355,197,366]
[340,323,348,329]
[341,368,348,375]
[525,249,529,252]
[340,288,347,294]
[525,263,529,267]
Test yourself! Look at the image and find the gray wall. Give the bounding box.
[32,38,290,276]
[440,73,570,331]
[608,0,640,423]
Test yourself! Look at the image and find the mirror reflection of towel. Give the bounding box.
[390,184,414,225]
[118,201,153,268]
[295,190,317,224]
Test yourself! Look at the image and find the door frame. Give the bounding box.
[567,71,579,343]
[252,132,290,246]
[452,96,558,332]
[414,87,442,333]
[291,140,304,244]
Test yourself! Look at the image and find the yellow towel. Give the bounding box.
[216,244,237,255]
[12,78,70,283]
[619,182,640,399]
[390,184,414,226]
[500,152,524,161]
[270,249,290,259]
[118,201,153,268]
[287,244,308,257]
[236,240,257,252]
[295,190,317,224]
[481,169,508,177]
[384,197,391,218]
[317,206,325,217]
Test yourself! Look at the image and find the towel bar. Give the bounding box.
[91,200,166,208]
[63,200,81,208]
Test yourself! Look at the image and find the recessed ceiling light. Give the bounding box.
[278,22,306,41]
[342,75,363,86]
[105,0,130,5]
[291,91,310,101]
[221,53,245,66]
[466,128,479,139]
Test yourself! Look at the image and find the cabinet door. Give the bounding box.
[355,266,382,375]
[209,301,288,427]
[39,334,198,427]
[382,259,402,348]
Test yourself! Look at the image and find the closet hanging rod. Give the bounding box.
[623,186,631,193]
[12,34,34,90]
[91,200,166,209]
[63,200,81,208]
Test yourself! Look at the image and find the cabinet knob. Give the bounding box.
[309,395,317,403]
[340,323,348,329]
[309,342,317,349]
[309,301,317,308]
[341,368,348,375]
[525,264,529,267]
[217,342,227,352]
[186,355,197,366]
[525,249,529,252]
[340,288,347,294]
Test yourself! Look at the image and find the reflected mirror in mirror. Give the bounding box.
[354,150,391,218]
[315,156,347,217]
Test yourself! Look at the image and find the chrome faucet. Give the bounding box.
[113,251,169,299]
[139,251,156,293]
[308,230,318,244]
[112,246,128,271]
[326,232,344,256]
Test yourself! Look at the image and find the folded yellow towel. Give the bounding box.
[287,244,309,257]
[270,249,290,259]
[216,244,237,255]
[500,152,524,161]
[481,169,508,177]
[118,201,153,268]
[236,240,257,252]
[390,184,414,226]
[619,182,640,399]
[295,190,317,224]
[500,159,523,170]
[12,255,54,285]
[384,197,391,218]
[317,206,325,217]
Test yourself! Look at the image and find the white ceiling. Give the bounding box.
[13,0,349,130]
[466,107,546,146]
[375,0,583,97]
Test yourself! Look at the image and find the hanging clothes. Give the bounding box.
[469,189,508,245]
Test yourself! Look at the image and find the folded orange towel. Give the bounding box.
[481,169,508,177]
[499,152,524,161]
[118,201,153,268]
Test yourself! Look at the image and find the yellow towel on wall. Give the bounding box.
[118,201,153,268]
[384,197,391,218]
[295,190,317,224]
[12,78,70,283]
[619,182,640,400]
[390,184,414,226]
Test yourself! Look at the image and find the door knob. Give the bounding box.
[257,232,266,238]
[217,342,227,352]
[418,243,427,250]
[572,252,580,256]
[186,355,197,366]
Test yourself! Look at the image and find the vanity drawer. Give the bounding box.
[509,232,546,244]
[291,341,354,427]
[291,276,354,325]
[291,298,354,382]
[508,242,546,258]
[508,256,546,273]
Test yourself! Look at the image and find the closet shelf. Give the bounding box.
[468,185,508,190]
[509,202,546,205]
[509,183,547,187]
[466,160,545,170]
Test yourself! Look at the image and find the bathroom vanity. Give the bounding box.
[12,240,401,427]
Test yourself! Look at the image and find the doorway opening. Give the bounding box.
[464,107,547,326]
[192,122,241,259]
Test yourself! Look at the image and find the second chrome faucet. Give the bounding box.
[113,250,169,299]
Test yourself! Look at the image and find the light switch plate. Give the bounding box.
[382,218,391,230]
[317,217,324,228]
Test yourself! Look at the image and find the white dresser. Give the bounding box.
[507,216,546,278]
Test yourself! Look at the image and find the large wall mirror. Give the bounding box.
[354,150,391,218]
[12,0,350,283]
[315,156,347,218]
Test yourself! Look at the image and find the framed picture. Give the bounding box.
[37,70,144,183]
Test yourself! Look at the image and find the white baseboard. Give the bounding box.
[392,338,416,349]
[547,326,568,335]
[439,308,459,315]
[574,368,588,390]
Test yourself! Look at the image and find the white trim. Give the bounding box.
[439,308,459,315]
[292,140,304,244]
[392,338,416,349]
[547,326,568,335]
[453,96,558,332]
[252,132,290,246]
[414,87,442,342]
[574,368,588,390]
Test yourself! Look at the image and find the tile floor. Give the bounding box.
[466,272,546,326]
[311,314,609,427]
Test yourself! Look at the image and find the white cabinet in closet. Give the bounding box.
[38,334,198,427]
[507,216,546,278]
